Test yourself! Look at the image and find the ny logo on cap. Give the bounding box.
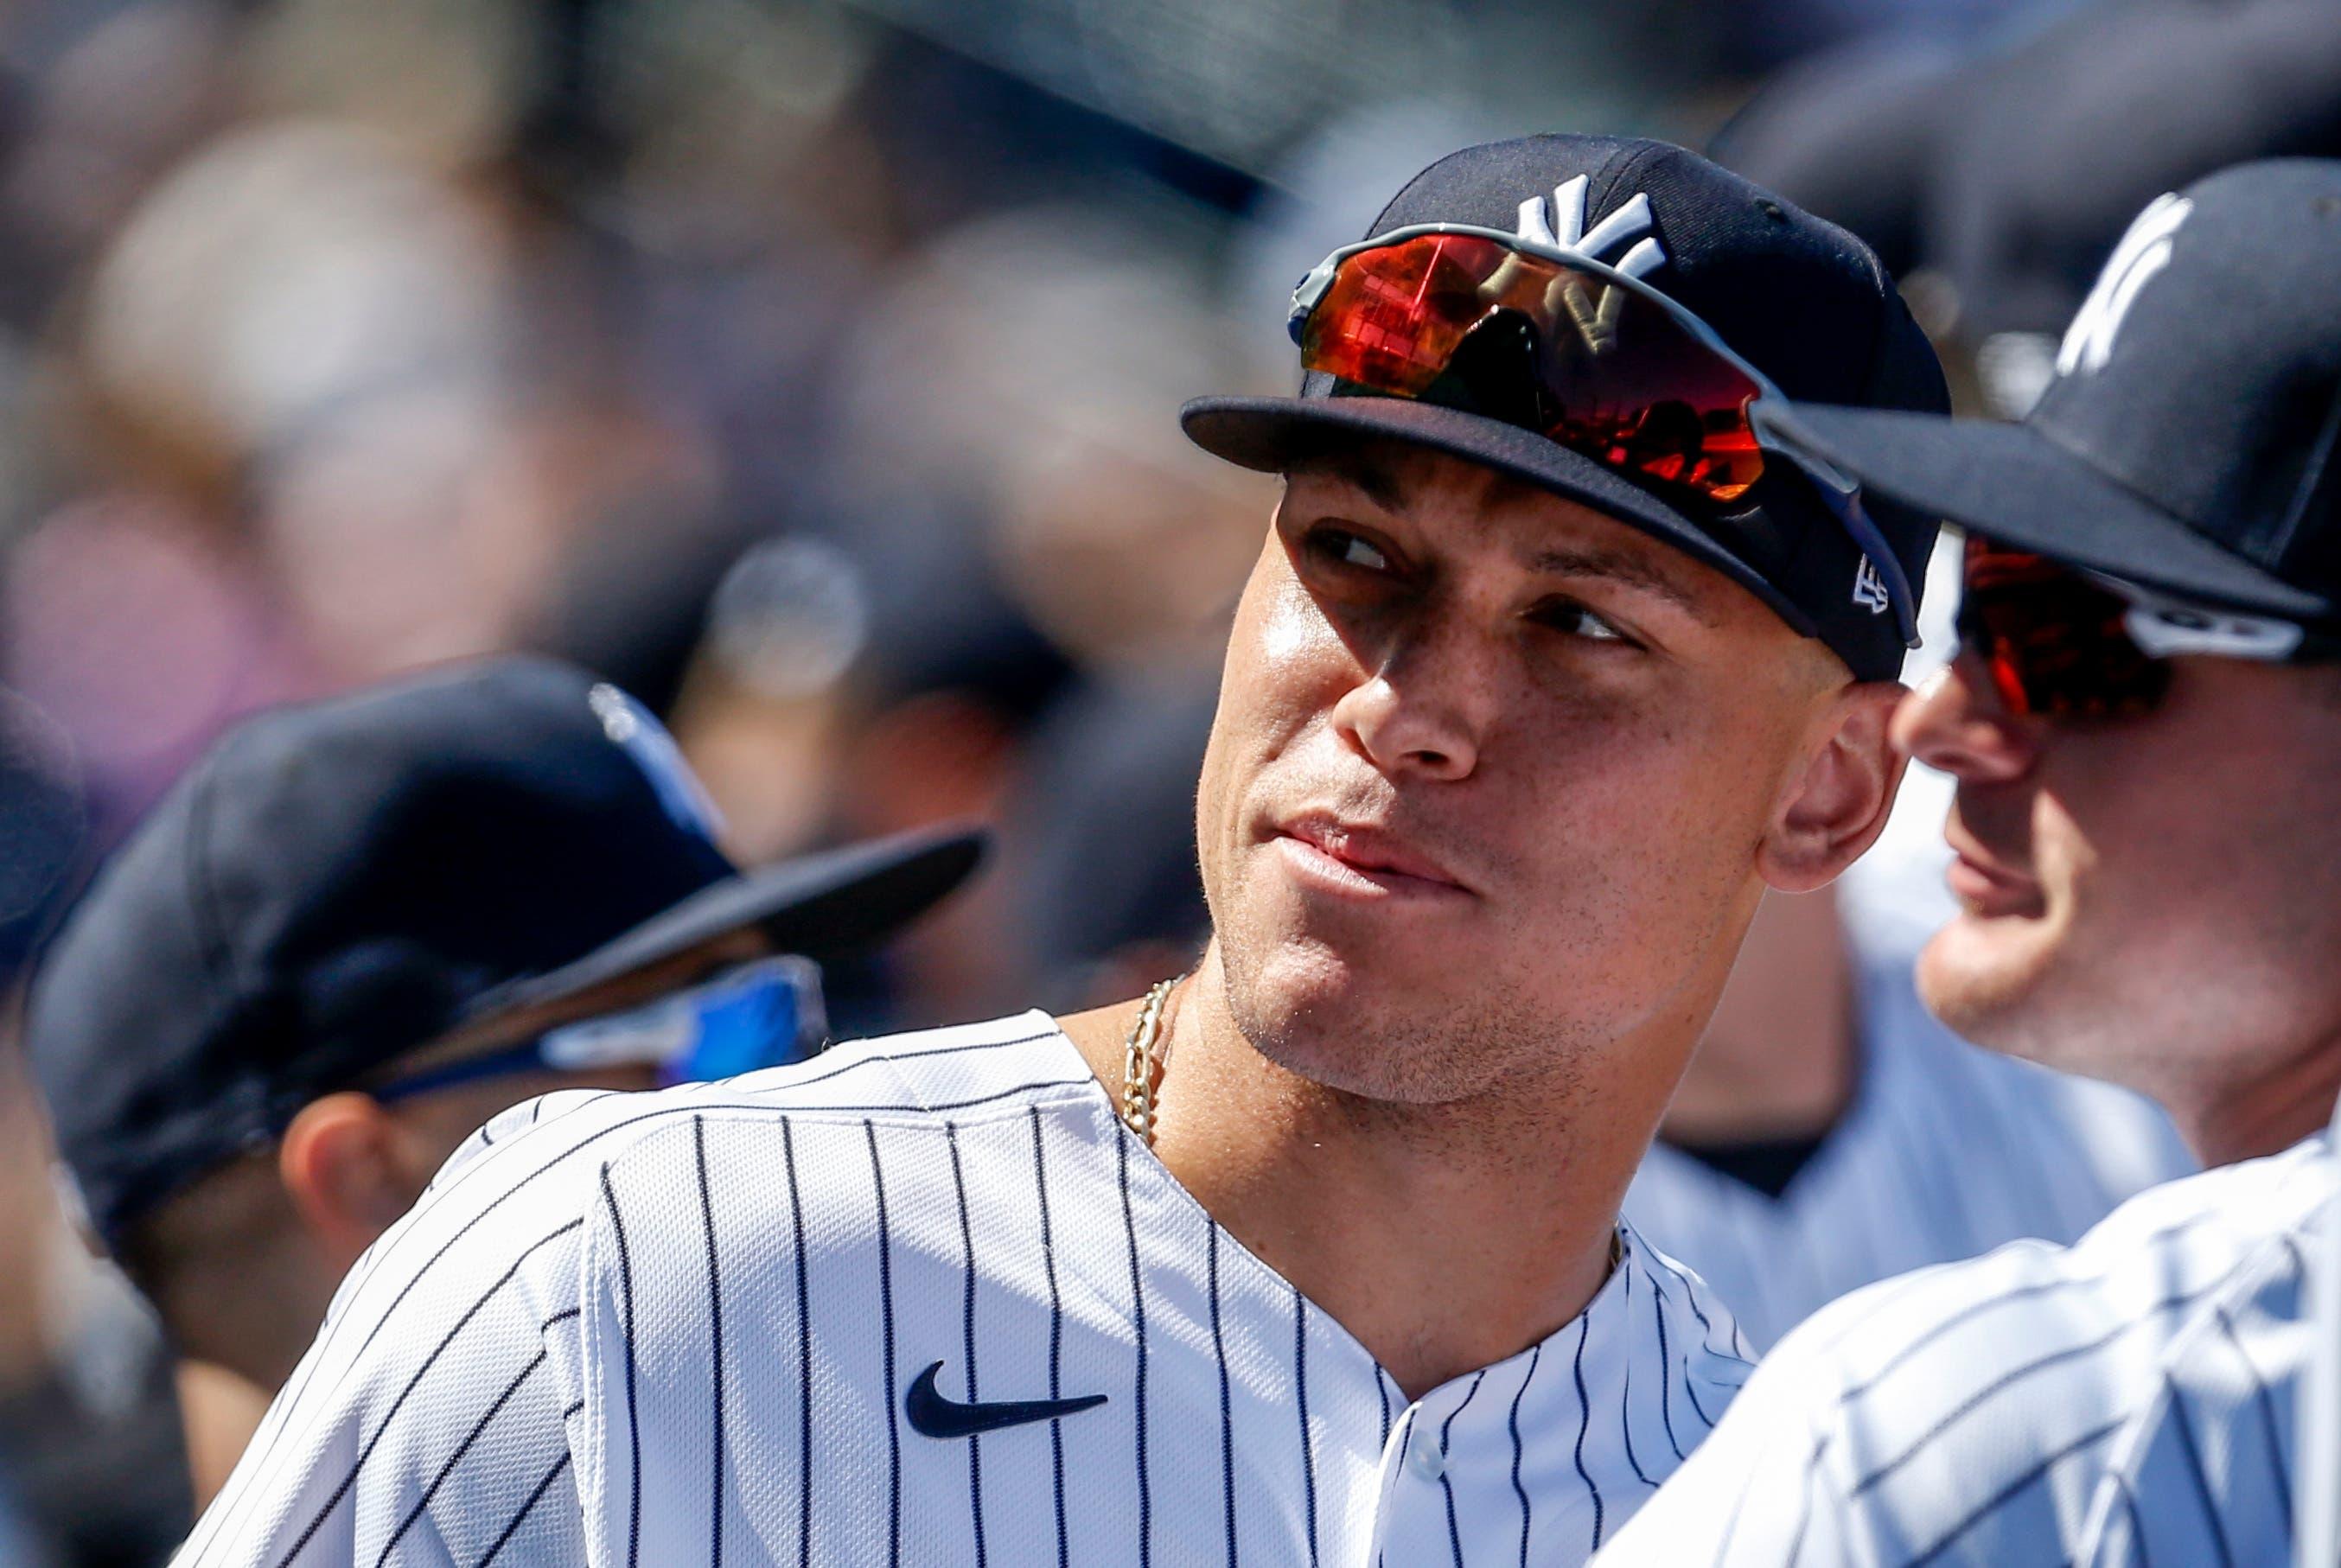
[2057,192,2192,378]
[1516,175,1668,277]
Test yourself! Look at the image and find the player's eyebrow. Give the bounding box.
[1284,449,1413,515]
[1521,544,1717,626]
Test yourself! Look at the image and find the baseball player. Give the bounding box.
[24,658,981,1507]
[1598,158,2341,1565]
[1622,876,2191,1350]
[177,133,1951,1565]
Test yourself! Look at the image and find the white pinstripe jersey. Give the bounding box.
[1622,954,2194,1350]
[177,1011,1751,1567]
[1592,1132,2337,1567]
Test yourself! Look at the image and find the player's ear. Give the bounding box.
[277,1092,416,1271]
[1756,679,1908,895]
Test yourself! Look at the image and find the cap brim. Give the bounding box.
[469,824,986,1020]
[1763,404,2333,622]
[1181,394,1822,639]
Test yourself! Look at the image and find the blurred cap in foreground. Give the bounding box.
[28,657,982,1243]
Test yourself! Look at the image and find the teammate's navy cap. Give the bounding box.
[1766,160,2341,626]
[27,656,986,1243]
[1181,132,1949,682]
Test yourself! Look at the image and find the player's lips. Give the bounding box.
[1942,820,2044,918]
[1271,816,1473,902]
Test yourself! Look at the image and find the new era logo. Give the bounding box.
[2057,193,2192,378]
[1852,557,1891,615]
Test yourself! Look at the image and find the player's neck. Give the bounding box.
[1062,961,1652,1402]
[1658,888,1858,1147]
[2179,1033,2341,1168]
[175,1357,274,1510]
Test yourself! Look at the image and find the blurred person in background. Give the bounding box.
[1713,0,2341,424]
[1917,0,2341,420]
[0,686,190,1568]
[664,519,1075,1029]
[661,206,1269,1024]
[1011,670,1218,1012]
[1602,154,2341,1568]
[23,657,982,1507]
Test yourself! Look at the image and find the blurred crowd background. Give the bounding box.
[0,0,2331,1560]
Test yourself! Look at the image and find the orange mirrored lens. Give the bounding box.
[1957,538,2169,719]
[1299,235,1767,501]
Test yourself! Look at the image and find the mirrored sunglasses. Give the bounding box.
[1289,225,1919,646]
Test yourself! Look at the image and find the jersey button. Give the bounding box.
[1411,1436,1446,1482]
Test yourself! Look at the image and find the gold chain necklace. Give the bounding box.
[1119,975,1183,1145]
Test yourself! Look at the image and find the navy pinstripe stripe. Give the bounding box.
[1209,1225,1237,1566]
[474,1450,573,1568]
[374,1348,547,1565]
[782,1118,813,1568]
[1029,1106,1071,1568]
[1379,1372,1394,1451]
[269,1219,584,1568]
[1646,1264,1684,1460]
[1642,1246,1755,1372]
[1814,1203,2240,1372]
[1119,1132,1152,1567]
[946,1120,988,1568]
[1509,1342,1542,1567]
[1846,1258,2262,1501]
[1635,1265,1726,1431]
[2161,1377,2232,1568]
[1617,1265,1653,1487]
[863,1120,901,1568]
[1905,1414,2127,1567]
[1293,1289,1319,1568]
[601,1168,641,1568]
[208,1068,1094,1560]
[693,1116,725,1567]
[1571,1313,1605,1552]
[1439,1370,1486,1568]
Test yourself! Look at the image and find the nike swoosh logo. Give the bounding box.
[903,1360,1107,1438]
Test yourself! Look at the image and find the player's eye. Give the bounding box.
[1530,597,1634,645]
[1305,527,1394,575]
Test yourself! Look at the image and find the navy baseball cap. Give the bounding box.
[28,656,986,1242]
[1764,160,2341,625]
[1181,133,1950,682]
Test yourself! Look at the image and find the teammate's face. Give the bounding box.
[1895,651,2341,1109]
[1195,444,1886,1106]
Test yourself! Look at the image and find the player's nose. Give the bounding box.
[1891,653,2042,784]
[1329,621,1495,784]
